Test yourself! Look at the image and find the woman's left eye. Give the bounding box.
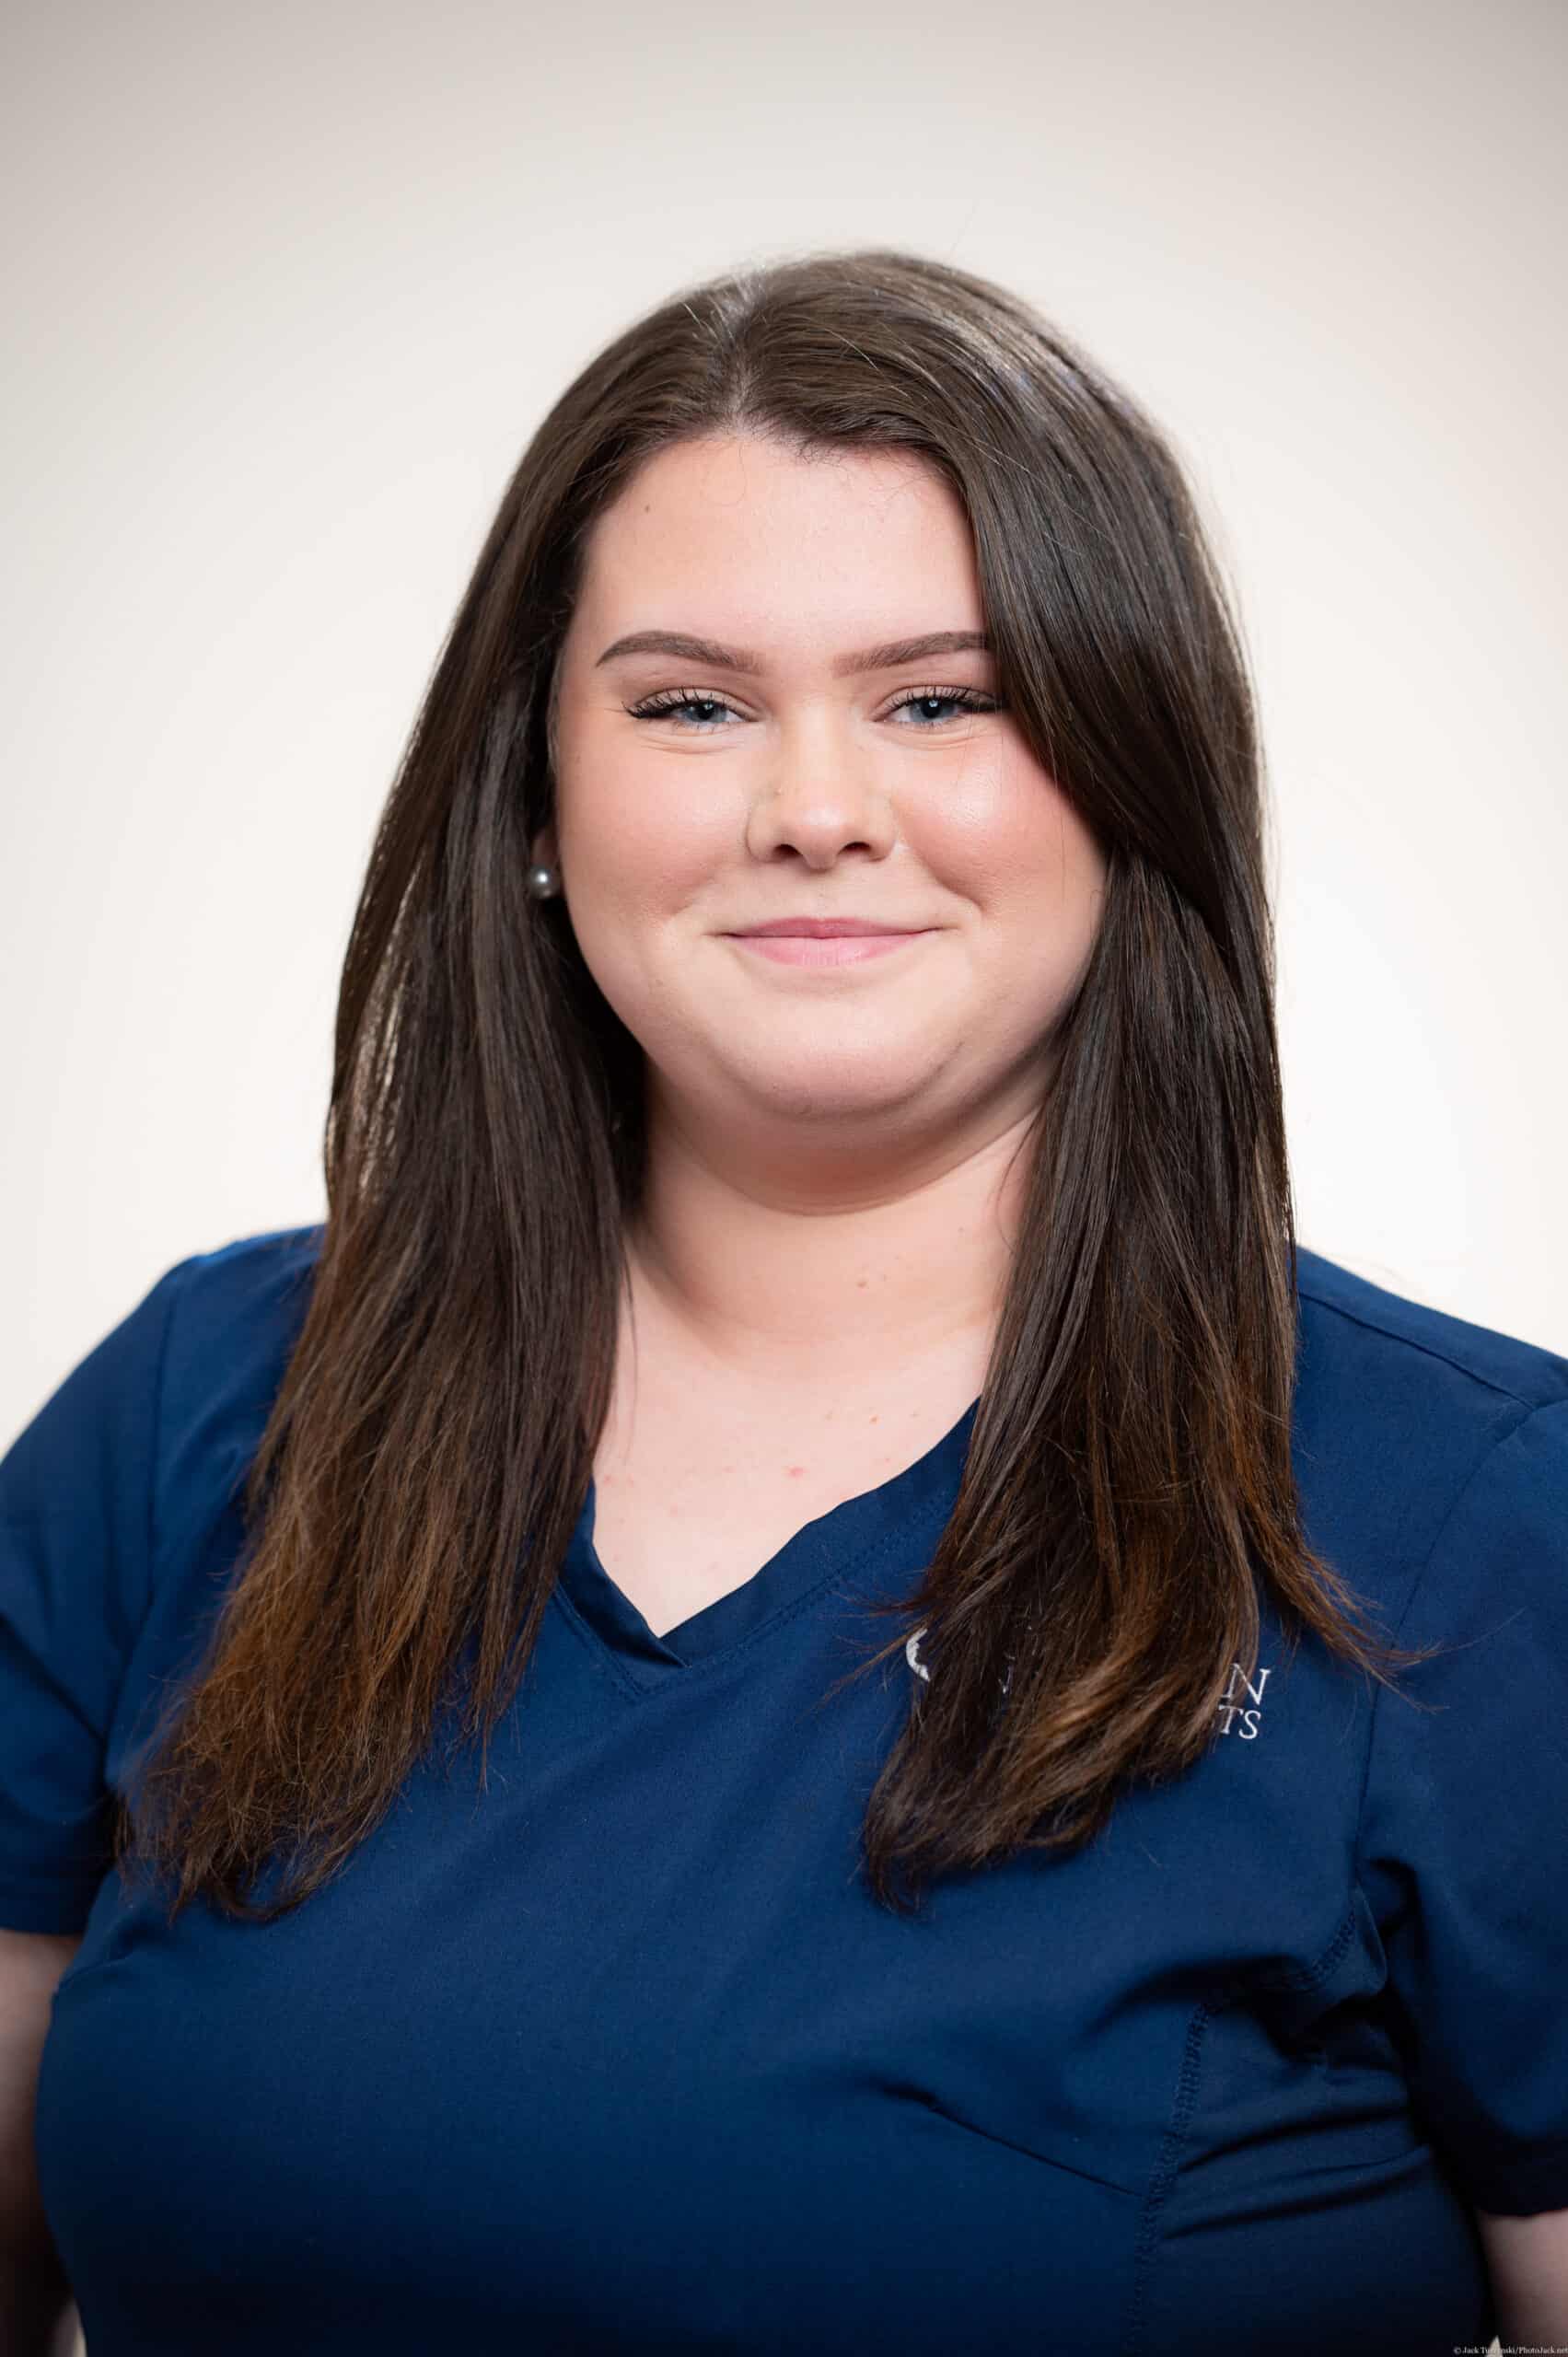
[624,687,1002,730]
[887,689,1002,726]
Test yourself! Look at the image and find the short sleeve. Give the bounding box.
[1355,1395,1568,2214]
[0,1258,193,1933]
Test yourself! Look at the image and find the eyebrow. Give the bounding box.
[593,628,993,678]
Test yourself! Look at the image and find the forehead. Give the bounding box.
[567,434,984,637]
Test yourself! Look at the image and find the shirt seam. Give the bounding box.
[1120,1997,1213,2357]
[1348,1394,1553,1918]
[549,1581,650,1703]
[1236,1399,1548,2001]
[1294,1278,1561,1419]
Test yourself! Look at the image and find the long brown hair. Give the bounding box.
[116,245,1437,1924]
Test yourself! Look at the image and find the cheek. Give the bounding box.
[938,787,1108,1029]
[1020,806,1107,924]
[559,764,728,915]
[919,763,1105,920]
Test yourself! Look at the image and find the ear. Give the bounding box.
[529,820,560,872]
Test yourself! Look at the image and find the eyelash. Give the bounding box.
[624,686,1004,731]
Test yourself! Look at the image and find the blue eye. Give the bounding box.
[626,691,740,729]
[888,689,1001,726]
[624,687,1003,730]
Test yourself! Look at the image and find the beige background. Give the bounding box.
[5,0,1566,1445]
[4,10,1562,2341]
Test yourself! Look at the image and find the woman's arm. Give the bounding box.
[1478,2205,1568,2344]
[0,1929,84,2357]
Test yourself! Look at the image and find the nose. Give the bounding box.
[743,729,900,870]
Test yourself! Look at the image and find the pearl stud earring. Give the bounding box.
[526,864,561,899]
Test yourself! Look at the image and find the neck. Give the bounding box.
[624,1097,1040,1393]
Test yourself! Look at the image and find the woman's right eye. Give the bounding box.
[625,691,741,729]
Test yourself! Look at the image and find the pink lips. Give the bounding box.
[723,918,933,969]
[732,918,921,938]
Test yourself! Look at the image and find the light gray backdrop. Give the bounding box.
[5,0,1564,1450]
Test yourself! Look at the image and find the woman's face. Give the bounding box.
[542,431,1108,1165]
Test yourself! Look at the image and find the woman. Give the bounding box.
[3,248,1565,2355]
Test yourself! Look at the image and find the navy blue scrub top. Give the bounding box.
[4,1225,1568,2355]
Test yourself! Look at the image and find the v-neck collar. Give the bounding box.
[555,1398,981,1689]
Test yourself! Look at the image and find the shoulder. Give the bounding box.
[0,1225,326,1928]
[1291,1243,1568,1632]
[4,1224,322,1509]
[150,1222,325,1526]
[1294,1243,1568,1422]
[1293,1241,1568,1469]
[156,1222,324,1402]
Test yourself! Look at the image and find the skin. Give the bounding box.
[539,429,1109,1412]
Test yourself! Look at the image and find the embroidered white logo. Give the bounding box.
[904,1624,1018,1695]
[907,1628,1273,1743]
[1214,1659,1271,1740]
